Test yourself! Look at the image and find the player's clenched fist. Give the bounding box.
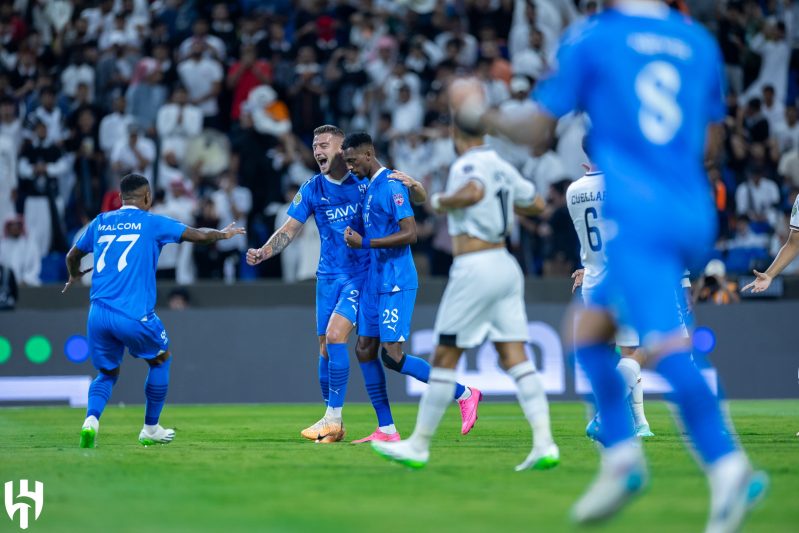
[246,247,265,265]
[344,226,363,249]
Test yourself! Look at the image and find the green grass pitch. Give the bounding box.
[1,400,797,532]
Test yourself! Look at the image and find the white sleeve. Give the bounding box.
[446,160,484,194]
[510,166,536,206]
[790,195,799,230]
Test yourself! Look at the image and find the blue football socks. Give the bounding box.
[144,358,171,426]
[656,351,736,464]
[319,354,329,405]
[400,354,466,400]
[326,343,349,409]
[87,371,118,420]
[575,342,635,447]
[359,359,394,427]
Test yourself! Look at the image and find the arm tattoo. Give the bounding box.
[266,231,292,257]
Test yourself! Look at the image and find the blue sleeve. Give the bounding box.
[153,214,187,245]
[386,180,414,222]
[75,217,97,253]
[533,24,589,118]
[286,181,313,224]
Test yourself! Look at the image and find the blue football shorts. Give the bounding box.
[358,288,416,343]
[315,272,367,336]
[87,302,169,370]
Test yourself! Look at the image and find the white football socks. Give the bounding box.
[325,407,342,421]
[408,367,456,450]
[508,360,554,449]
[83,415,99,430]
[379,424,397,435]
[618,358,648,427]
[708,451,749,514]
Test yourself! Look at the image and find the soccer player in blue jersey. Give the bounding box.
[64,173,245,448]
[341,132,482,444]
[451,1,767,530]
[245,125,429,443]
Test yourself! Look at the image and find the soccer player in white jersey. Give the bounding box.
[567,139,654,439]
[742,193,799,436]
[742,194,799,295]
[372,118,560,471]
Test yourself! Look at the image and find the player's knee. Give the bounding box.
[380,347,404,371]
[325,326,348,344]
[355,337,378,362]
[98,367,120,382]
[146,351,171,368]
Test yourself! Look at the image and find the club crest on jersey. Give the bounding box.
[292,192,302,206]
[393,193,405,206]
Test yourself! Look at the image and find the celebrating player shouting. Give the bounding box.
[246,125,427,443]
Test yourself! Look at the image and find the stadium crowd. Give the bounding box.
[1,0,799,288]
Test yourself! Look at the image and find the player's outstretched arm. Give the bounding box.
[514,195,546,216]
[62,246,92,294]
[449,77,556,156]
[742,229,799,293]
[344,217,417,250]
[181,222,246,246]
[390,170,428,205]
[246,217,303,266]
[430,181,484,212]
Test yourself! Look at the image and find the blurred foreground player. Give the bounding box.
[450,1,767,530]
[371,123,559,471]
[65,173,245,447]
[341,132,481,443]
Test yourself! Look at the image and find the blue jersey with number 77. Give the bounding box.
[533,4,725,224]
[76,206,186,320]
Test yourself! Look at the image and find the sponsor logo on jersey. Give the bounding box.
[292,192,302,206]
[393,193,405,206]
[98,222,142,231]
[325,203,360,221]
